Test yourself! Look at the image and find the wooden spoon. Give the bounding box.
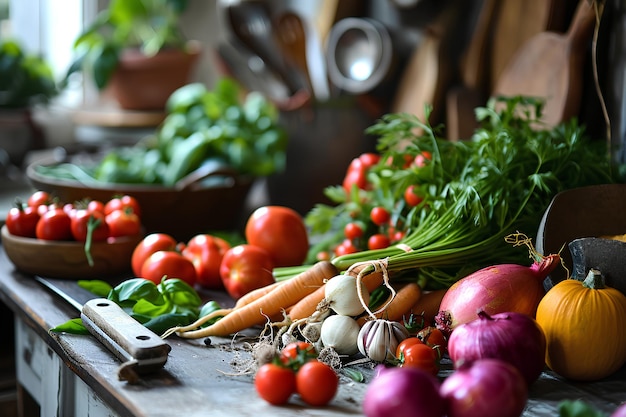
[492,0,600,127]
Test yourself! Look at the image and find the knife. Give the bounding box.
[35,276,171,383]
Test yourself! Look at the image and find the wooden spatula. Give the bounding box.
[492,0,600,127]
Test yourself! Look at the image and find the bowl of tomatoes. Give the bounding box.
[26,152,254,241]
[2,191,143,279]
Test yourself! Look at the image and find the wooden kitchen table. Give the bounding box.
[1,244,626,417]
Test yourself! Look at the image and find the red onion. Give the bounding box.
[435,254,560,335]
[447,310,546,385]
[440,359,527,417]
[612,404,626,417]
[363,365,445,417]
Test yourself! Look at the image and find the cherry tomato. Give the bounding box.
[36,207,72,241]
[27,190,51,208]
[254,363,296,405]
[182,234,231,289]
[343,158,368,194]
[396,337,425,358]
[105,208,141,237]
[219,244,275,300]
[343,222,364,240]
[417,326,448,354]
[400,341,440,375]
[245,206,309,267]
[140,250,197,286]
[87,199,105,214]
[370,207,390,226]
[104,195,141,217]
[70,209,110,242]
[295,361,339,406]
[404,184,423,207]
[334,239,359,256]
[280,341,317,369]
[5,203,40,238]
[358,152,380,168]
[413,151,432,168]
[131,233,178,276]
[367,233,391,250]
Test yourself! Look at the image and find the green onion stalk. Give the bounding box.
[274,97,617,289]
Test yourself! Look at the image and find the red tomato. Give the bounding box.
[368,233,390,250]
[27,190,51,208]
[131,233,178,277]
[87,199,105,214]
[358,152,380,168]
[404,184,423,207]
[280,342,317,369]
[70,209,110,242]
[417,326,448,354]
[219,244,275,300]
[400,341,440,375]
[396,337,424,358]
[342,158,367,194]
[370,206,390,226]
[343,222,363,240]
[254,363,296,405]
[334,239,359,257]
[182,234,231,289]
[413,151,432,168]
[104,195,141,217]
[140,250,197,286]
[36,208,72,241]
[5,203,40,238]
[295,361,339,406]
[244,206,309,267]
[105,208,141,237]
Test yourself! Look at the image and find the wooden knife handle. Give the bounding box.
[81,298,171,375]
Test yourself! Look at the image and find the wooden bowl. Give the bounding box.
[26,153,254,241]
[1,225,141,279]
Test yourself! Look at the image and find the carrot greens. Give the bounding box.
[276,97,617,289]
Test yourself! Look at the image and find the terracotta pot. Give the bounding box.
[108,41,202,111]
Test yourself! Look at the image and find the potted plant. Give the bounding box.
[0,39,57,167]
[66,0,201,111]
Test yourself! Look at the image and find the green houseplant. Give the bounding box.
[0,39,57,166]
[66,0,201,110]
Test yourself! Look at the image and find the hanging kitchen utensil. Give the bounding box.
[325,17,394,95]
[274,11,313,96]
[492,0,600,127]
[227,1,308,96]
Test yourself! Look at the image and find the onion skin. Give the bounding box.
[440,359,527,417]
[435,254,560,335]
[447,310,546,385]
[363,366,444,417]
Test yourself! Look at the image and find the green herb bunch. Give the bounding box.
[286,97,617,289]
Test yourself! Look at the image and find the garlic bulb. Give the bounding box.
[320,315,361,356]
[324,274,370,316]
[357,319,409,363]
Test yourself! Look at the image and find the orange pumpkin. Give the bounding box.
[536,269,626,381]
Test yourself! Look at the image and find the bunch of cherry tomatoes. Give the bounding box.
[255,341,339,406]
[131,205,310,300]
[5,190,142,242]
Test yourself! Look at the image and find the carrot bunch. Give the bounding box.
[162,259,445,340]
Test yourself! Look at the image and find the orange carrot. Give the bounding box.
[234,280,284,309]
[405,288,447,325]
[357,282,422,325]
[288,270,385,320]
[166,261,339,339]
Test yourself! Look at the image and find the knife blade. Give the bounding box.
[35,276,171,383]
